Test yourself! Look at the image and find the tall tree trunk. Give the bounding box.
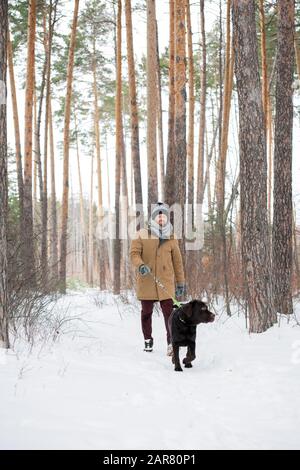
[59,0,80,293]
[113,0,122,295]
[174,0,186,256]
[232,0,275,333]
[124,0,144,227]
[7,27,24,230]
[215,0,233,315]
[92,38,105,290]
[197,0,206,207]
[88,152,94,286]
[165,0,175,207]
[74,111,88,282]
[259,0,272,221]
[23,0,36,285]
[0,0,9,348]
[216,0,233,216]
[49,97,58,280]
[272,0,294,315]
[41,0,55,286]
[156,20,165,201]
[294,32,300,77]
[186,0,194,226]
[147,0,158,214]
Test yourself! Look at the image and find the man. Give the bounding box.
[130,202,185,355]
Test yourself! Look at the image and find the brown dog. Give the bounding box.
[169,300,215,371]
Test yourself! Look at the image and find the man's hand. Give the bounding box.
[138,264,151,276]
[175,283,186,298]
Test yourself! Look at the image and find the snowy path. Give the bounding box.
[1,290,300,450]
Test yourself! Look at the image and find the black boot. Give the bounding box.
[144,338,153,352]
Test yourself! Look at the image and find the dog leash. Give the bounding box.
[147,271,182,308]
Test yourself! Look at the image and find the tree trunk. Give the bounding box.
[174,0,186,256]
[74,111,88,283]
[165,0,175,207]
[215,0,233,315]
[124,0,144,226]
[88,152,94,286]
[7,26,24,231]
[49,97,58,280]
[0,0,9,348]
[23,0,36,285]
[259,0,272,221]
[92,39,105,290]
[197,0,206,207]
[156,20,165,201]
[147,0,158,214]
[294,32,300,77]
[41,0,57,286]
[113,0,122,295]
[272,0,294,315]
[232,0,275,333]
[186,0,194,226]
[216,0,234,216]
[59,0,80,293]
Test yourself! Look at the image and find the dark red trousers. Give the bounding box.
[141,299,173,344]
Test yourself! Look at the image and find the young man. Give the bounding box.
[130,202,185,355]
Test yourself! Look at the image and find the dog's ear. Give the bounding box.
[183,300,197,318]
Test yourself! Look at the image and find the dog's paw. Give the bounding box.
[184,363,193,368]
[174,366,183,372]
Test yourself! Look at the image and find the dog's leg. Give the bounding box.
[173,343,182,371]
[183,342,196,368]
[189,342,196,362]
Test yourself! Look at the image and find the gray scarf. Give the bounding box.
[149,219,173,242]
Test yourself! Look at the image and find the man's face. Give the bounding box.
[155,213,168,226]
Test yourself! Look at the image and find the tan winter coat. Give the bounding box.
[130,228,185,301]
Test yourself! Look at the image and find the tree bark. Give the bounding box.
[0,0,9,348]
[124,0,144,225]
[74,111,88,283]
[113,0,122,295]
[7,26,24,231]
[272,0,294,315]
[174,0,186,255]
[88,152,94,286]
[156,19,165,201]
[49,97,58,280]
[259,0,272,221]
[165,0,175,207]
[23,0,36,285]
[186,0,194,226]
[147,0,158,214]
[197,0,206,206]
[59,0,80,293]
[232,0,275,333]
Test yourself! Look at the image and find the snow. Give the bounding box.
[1,289,300,450]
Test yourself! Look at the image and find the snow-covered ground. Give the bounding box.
[1,289,300,450]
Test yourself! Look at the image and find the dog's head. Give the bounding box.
[181,300,215,325]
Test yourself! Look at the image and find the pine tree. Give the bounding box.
[232,0,275,333]
[0,0,9,348]
[272,0,294,315]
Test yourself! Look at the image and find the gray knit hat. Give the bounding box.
[151,202,170,221]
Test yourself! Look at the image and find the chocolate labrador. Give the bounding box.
[169,300,215,371]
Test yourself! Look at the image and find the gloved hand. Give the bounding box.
[139,264,151,276]
[175,283,186,298]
